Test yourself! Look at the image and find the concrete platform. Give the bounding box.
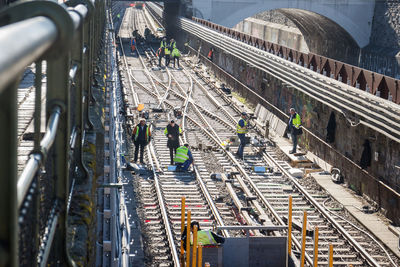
[272,132,400,259]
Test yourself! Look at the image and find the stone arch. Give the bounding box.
[210,1,373,48]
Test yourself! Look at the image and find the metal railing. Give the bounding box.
[0,0,106,265]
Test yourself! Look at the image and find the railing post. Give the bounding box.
[181,197,186,265]
[313,226,319,266]
[288,195,292,257]
[0,80,19,267]
[186,210,192,267]
[300,210,307,267]
[70,5,89,180]
[47,52,71,263]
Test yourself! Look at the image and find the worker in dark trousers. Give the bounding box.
[158,37,167,67]
[207,47,214,61]
[169,38,176,50]
[164,120,182,165]
[164,46,171,67]
[288,108,302,154]
[235,112,248,159]
[172,47,181,69]
[132,118,151,163]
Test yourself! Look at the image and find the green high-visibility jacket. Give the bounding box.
[174,146,189,163]
[191,230,218,245]
[236,119,248,134]
[172,48,181,57]
[292,113,301,129]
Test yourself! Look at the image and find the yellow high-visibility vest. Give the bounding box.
[236,119,248,134]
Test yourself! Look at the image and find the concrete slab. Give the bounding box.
[311,172,400,259]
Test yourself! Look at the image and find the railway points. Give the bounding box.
[2,0,400,266]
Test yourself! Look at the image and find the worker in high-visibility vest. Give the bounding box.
[169,38,176,50]
[288,108,302,154]
[164,46,171,67]
[235,112,248,159]
[173,144,193,171]
[158,37,167,67]
[132,118,151,163]
[181,221,225,249]
[171,47,181,69]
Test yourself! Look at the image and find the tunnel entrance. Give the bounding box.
[233,8,360,65]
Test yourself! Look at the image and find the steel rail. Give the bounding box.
[261,152,381,267]
[181,54,381,265]
[178,19,400,143]
[122,12,230,253]
[146,144,180,266]
[185,57,381,265]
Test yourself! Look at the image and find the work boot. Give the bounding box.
[289,150,296,154]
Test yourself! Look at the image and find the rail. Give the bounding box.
[0,0,105,265]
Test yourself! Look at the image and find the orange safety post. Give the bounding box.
[313,227,319,267]
[180,197,186,266]
[192,225,198,267]
[300,211,307,267]
[186,210,191,267]
[197,245,203,267]
[328,244,333,267]
[288,195,293,256]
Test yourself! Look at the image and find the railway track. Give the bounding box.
[117,5,400,267]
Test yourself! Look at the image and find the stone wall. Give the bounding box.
[234,18,309,53]
[186,33,400,224]
[369,1,400,53]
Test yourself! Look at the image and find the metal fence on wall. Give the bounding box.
[0,0,106,265]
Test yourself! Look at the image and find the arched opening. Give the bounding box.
[326,112,336,143]
[377,78,389,99]
[233,8,359,65]
[360,140,372,169]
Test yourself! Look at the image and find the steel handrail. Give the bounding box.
[0,17,57,91]
[17,106,61,208]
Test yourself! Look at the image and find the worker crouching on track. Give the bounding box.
[181,221,225,249]
[132,118,151,164]
[174,144,193,172]
[164,120,182,165]
[172,47,181,69]
[235,112,248,159]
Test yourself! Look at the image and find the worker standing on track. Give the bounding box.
[174,144,193,171]
[144,25,151,40]
[164,46,171,67]
[130,38,136,53]
[288,108,302,154]
[207,47,214,61]
[132,118,151,164]
[164,120,182,165]
[169,38,176,50]
[235,112,248,159]
[158,37,167,67]
[172,47,181,69]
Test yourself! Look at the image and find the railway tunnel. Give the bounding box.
[1,0,400,266]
